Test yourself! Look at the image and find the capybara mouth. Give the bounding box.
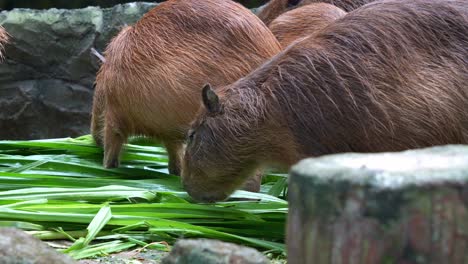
[185,187,229,203]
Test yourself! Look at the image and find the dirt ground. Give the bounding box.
[77,248,287,264]
[78,249,169,264]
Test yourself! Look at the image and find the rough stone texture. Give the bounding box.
[0,3,157,139]
[162,239,270,264]
[0,3,264,140]
[0,227,77,264]
[287,145,468,264]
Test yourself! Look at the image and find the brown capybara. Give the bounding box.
[91,0,281,177]
[269,3,346,48]
[0,26,9,58]
[257,0,372,25]
[182,0,468,202]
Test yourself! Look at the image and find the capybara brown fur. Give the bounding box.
[183,0,468,202]
[257,0,371,25]
[91,0,281,176]
[0,26,9,59]
[269,3,346,48]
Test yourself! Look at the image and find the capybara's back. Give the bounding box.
[0,26,8,58]
[269,3,346,48]
[279,0,468,154]
[182,0,468,202]
[92,0,281,172]
[258,0,372,25]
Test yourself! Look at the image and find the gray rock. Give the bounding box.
[0,3,263,140]
[0,3,156,139]
[0,227,77,264]
[162,239,270,264]
[287,145,468,264]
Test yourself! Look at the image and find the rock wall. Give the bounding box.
[0,3,157,139]
[0,3,263,140]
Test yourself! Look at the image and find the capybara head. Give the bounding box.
[269,3,346,48]
[181,84,263,202]
[257,0,373,25]
[182,82,297,202]
[183,0,468,202]
[257,0,313,25]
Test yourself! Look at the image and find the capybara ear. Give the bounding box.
[287,0,301,7]
[202,84,221,114]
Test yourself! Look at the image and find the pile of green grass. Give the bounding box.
[0,135,288,259]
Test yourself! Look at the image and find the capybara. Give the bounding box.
[257,0,372,25]
[183,0,468,202]
[269,3,346,48]
[91,0,281,177]
[0,26,8,58]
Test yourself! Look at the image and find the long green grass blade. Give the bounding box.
[83,205,112,246]
[0,135,288,259]
[0,186,157,202]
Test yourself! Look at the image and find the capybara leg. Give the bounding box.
[241,170,263,192]
[91,86,105,147]
[91,114,104,147]
[164,141,184,176]
[103,120,125,169]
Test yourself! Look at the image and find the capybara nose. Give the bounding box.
[197,193,229,203]
[185,188,228,203]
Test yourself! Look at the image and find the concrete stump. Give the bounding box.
[287,145,468,264]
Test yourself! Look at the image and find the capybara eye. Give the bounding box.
[188,129,195,143]
[287,0,301,7]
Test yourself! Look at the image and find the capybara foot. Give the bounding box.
[169,163,181,176]
[93,136,104,148]
[104,157,120,168]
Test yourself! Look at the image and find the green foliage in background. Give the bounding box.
[0,135,288,259]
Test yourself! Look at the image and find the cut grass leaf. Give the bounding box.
[64,205,112,253]
[0,221,44,230]
[83,205,112,246]
[6,154,65,173]
[0,185,157,202]
[229,190,288,204]
[66,240,137,260]
[0,135,288,259]
[267,177,288,197]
